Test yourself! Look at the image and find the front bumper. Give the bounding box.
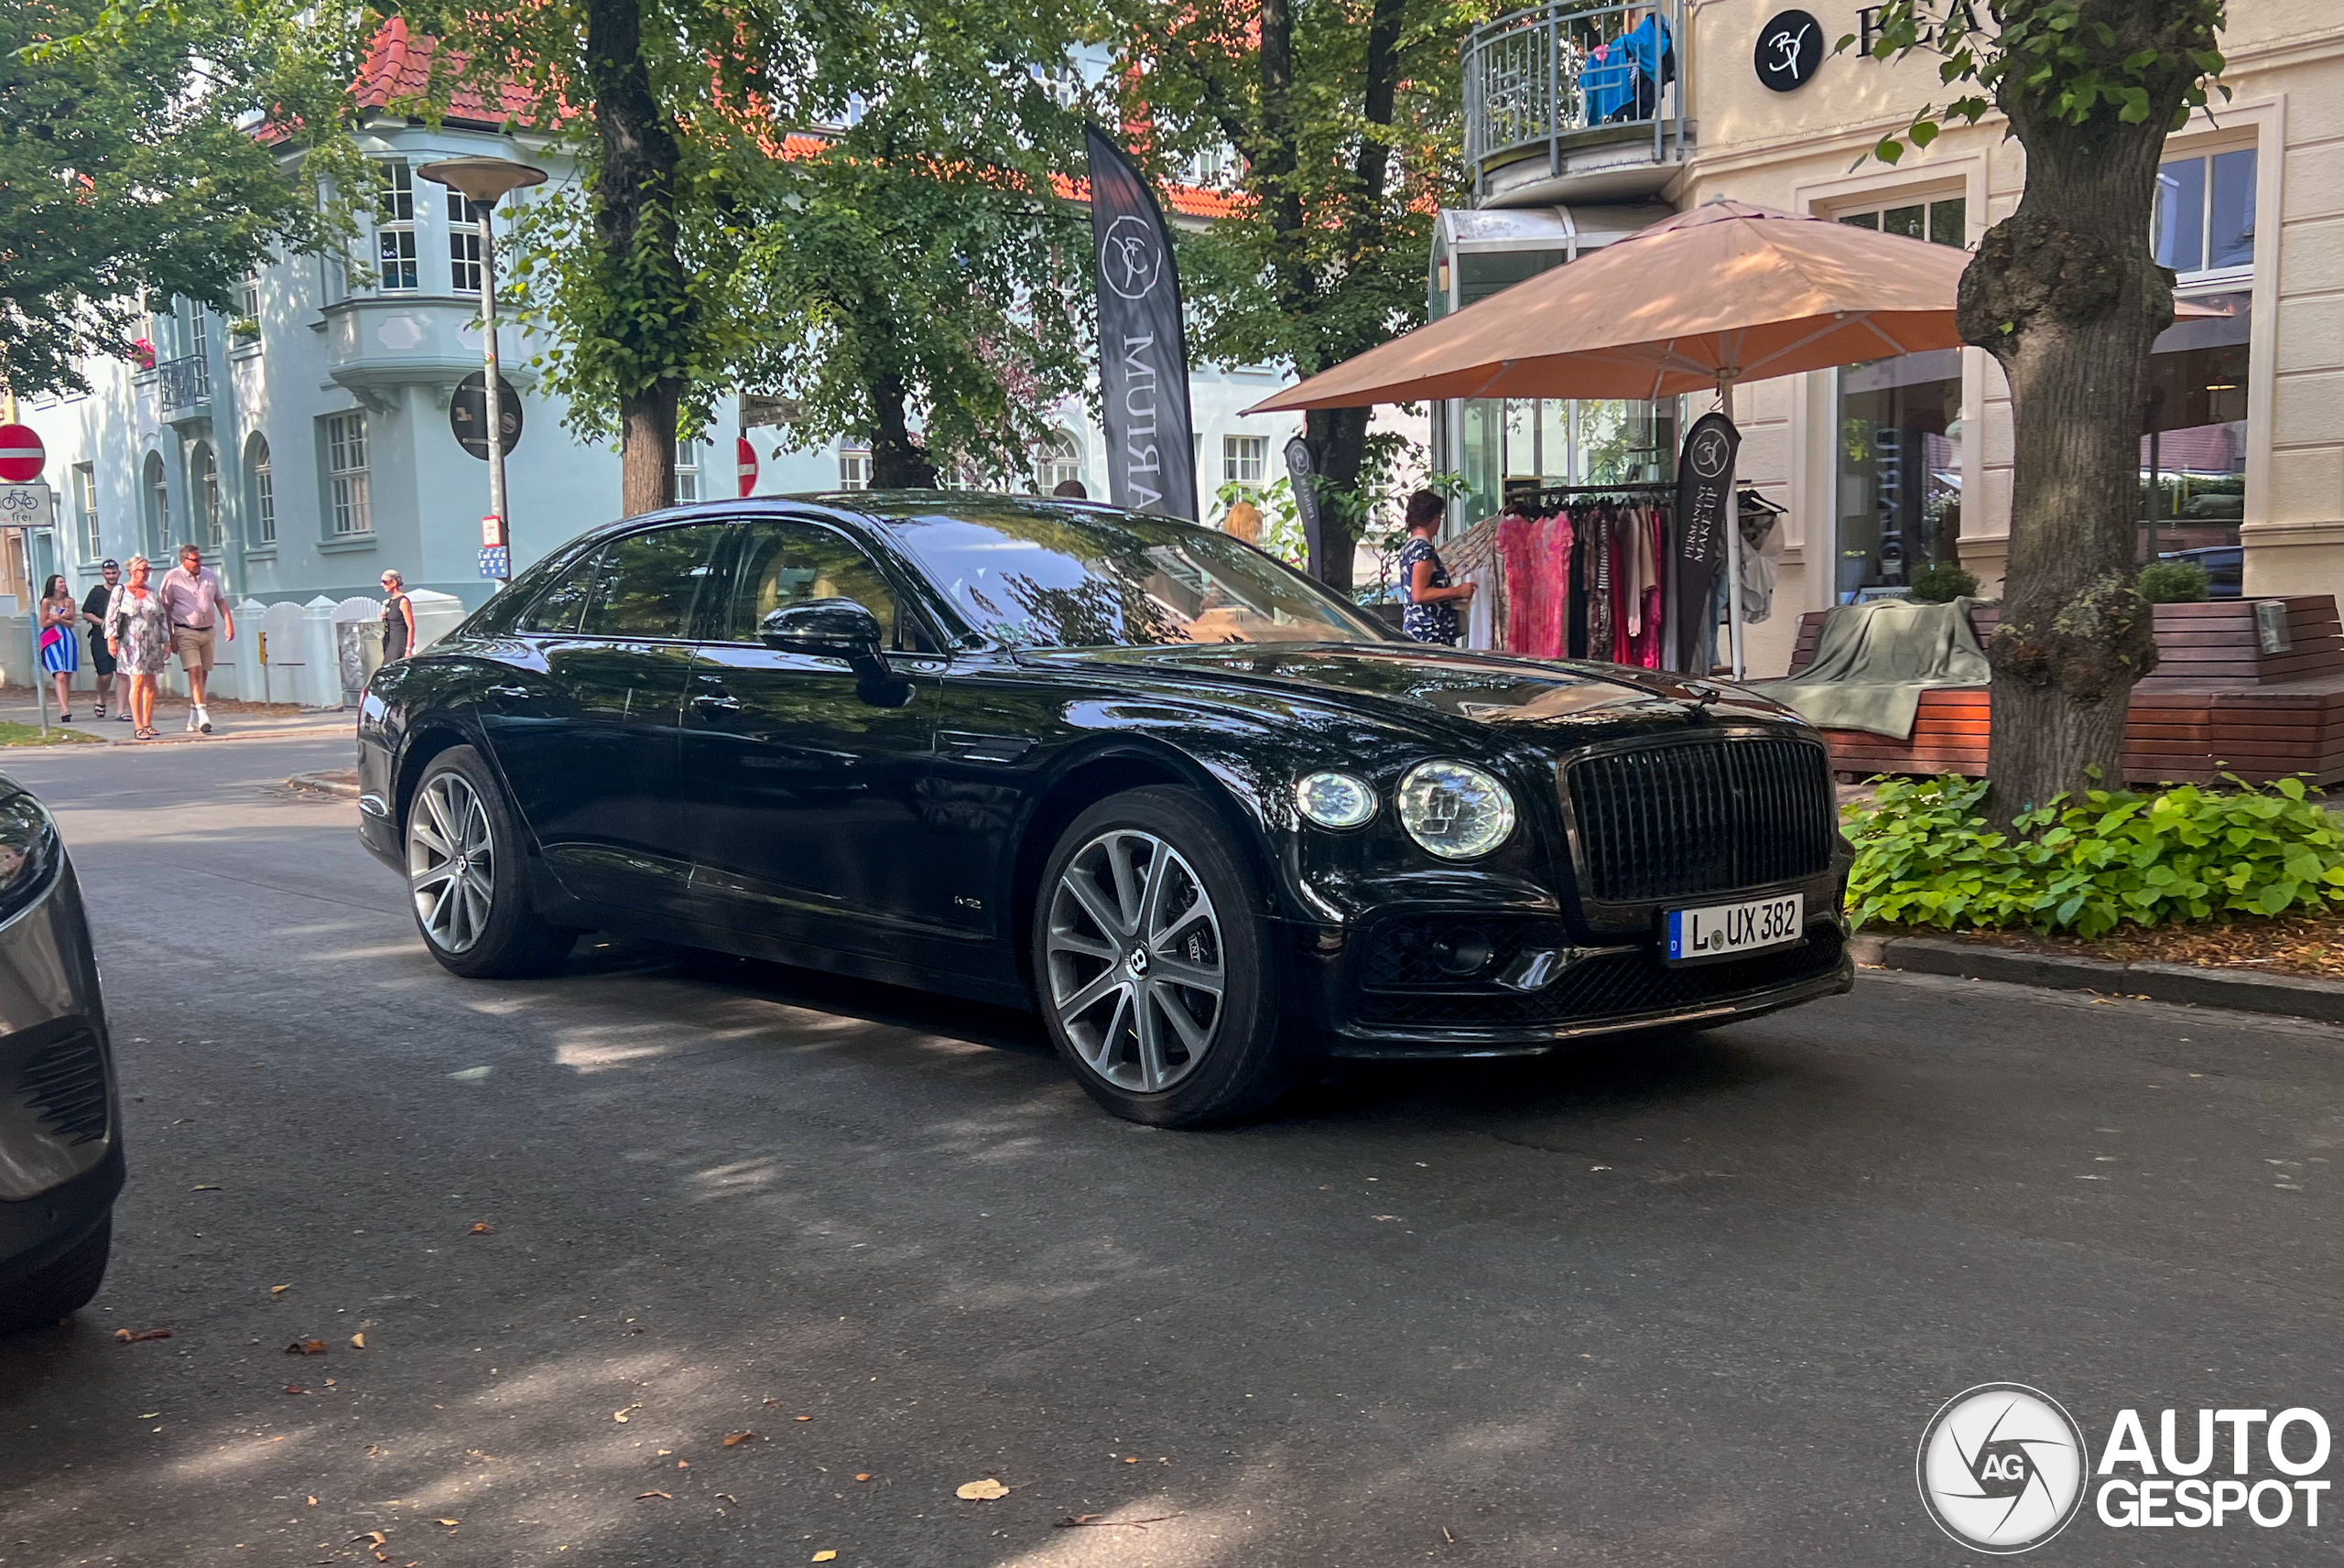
[0,857,124,1276]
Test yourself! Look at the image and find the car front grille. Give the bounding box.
[1567,737,1838,903]
[1350,925,1845,1030]
[19,1030,109,1145]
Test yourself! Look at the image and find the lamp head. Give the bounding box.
[416,157,548,207]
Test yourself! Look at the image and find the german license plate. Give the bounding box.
[1666,893,1803,963]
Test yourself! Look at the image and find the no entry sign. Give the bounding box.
[736,437,758,498]
[0,425,44,484]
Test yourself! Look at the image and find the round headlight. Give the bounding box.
[1397,760,1515,860]
[1295,771,1377,829]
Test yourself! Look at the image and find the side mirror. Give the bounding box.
[759,598,884,661]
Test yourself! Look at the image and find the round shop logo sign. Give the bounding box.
[1099,213,1166,300]
[1916,1384,2089,1553]
[1687,424,1733,481]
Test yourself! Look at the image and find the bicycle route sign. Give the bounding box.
[0,484,54,530]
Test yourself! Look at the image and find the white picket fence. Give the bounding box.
[2,589,466,709]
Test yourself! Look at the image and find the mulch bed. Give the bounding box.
[1865,914,2344,980]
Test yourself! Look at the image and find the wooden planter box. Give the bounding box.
[1784,596,2344,785]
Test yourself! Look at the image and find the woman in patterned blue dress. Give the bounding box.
[37,575,79,722]
[1396,490,1474,645]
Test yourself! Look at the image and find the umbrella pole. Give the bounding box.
[1717,375,1747,682]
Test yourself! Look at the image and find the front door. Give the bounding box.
[682,517,950,957]
[478,521,727,914]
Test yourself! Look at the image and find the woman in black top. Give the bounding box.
[81,560,122,720]
[379,570,416,663]
[1397,490,1474,645]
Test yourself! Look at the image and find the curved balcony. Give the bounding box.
[1464,0,1691,208]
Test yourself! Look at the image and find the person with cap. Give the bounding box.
[81,560,124,721]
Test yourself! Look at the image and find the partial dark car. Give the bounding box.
[357,495,1852,1126]
[0,775,121,1332]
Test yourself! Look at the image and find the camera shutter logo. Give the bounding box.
[1099,214,1166,301]
[1916,1383,2088,1553]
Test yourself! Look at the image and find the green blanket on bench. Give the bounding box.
[1754,597,1990,741]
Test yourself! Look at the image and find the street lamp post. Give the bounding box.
[417,156,548,588]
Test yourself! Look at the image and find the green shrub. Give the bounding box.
[1906,560,1979,603]
[1843,773,2344,937]
[2137,558,2210,602]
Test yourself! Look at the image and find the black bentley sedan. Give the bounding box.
[357,494,1851,1126]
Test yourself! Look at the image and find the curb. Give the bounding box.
[1850,933,2344,1025]
[286,772,360,800]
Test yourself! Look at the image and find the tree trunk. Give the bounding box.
[584,0,687,515]
[1963,5,2207,826]
[868,371,938,489]
[1306,406,1370,592]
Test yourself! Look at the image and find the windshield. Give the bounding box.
[884,503,1394,650]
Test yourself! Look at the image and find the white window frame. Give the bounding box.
[249,438,276,547]
[839,447,873,490]
[325,412,373,535]
[448,189,483,296]
[1036,430,1083,492]
[375,161,418,292]
[71,464,100,563]
[193,443,222,550]
[1222,434,1269,486]
[675,437,702,503]
[2154,144,2257,285]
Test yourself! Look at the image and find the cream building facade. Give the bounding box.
[1441,0,2342,676]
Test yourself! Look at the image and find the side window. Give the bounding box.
[580,524,728,640]
[720,521,933,652]
[517,550,600,633]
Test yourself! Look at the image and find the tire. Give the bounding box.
[0,1216,111,1334]
[1033,785,1292,1127]
[405,745,577,979]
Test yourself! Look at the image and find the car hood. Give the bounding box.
[1017,643,1807,738]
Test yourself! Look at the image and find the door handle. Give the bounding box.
[691,692,743,712]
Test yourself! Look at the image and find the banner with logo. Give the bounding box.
[1673,411,1740,671]
[1086,125,1199,521]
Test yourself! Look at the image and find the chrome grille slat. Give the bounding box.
[1568,737,1836,903]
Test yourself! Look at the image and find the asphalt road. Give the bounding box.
[2,733,2341,1567]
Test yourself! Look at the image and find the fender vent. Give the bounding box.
[20,1031,109,1145]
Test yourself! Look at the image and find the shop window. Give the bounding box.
[1453,397,1676,524]
[2154,148,2255,275]
[1222,435,1269,486]
[375,161,418,292]
[324,411,372,535]
[1833,349,1963,602]
[2141,289,2250,565]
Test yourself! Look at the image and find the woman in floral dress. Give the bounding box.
[106,556,171,740]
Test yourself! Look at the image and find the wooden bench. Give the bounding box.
[1781,596,2344,785]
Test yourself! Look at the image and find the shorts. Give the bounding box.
[171,625,217,672]
[87,633,116,676]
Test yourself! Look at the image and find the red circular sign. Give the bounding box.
[736,436,758,498]
[0,424,44,484]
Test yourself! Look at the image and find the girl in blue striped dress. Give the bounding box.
[38,575,80,722]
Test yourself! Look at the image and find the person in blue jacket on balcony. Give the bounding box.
[1582,13,1674,124]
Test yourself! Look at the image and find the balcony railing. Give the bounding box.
[1463,0,1688,202]
[156,352,211,414]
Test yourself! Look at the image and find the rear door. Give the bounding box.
[681,516,951,954]
[477,521,728,913]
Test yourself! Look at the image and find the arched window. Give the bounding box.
[142,451,168,558]
[1035,430,1083,493]
[245,435,276,546]
[191,443,221,551]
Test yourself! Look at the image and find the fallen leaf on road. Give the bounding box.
[1123,1456,1139,1464]
[957,1478,1011,1500]
[636,1491,671,1501]
[722,1431,761,1447]
[812,1552,837,1563]
[1056,1514,1177,1530]
[853,1473,872,1483]
[762,1398,782,1409]
[114,1327,172,1343]
[286,1384,309,1395]
[714,1493,738,1507]
[138,1411,159,1419]
[613,1410,632,1422]
[1372,1214,1398,1222]
[306,1498,317,1507]
[192,1184,221,1192]
[350,1333,365,1349]
[286,1339,327,1356]
[350,1531,386,1547]
[447,1065,494,1081]
[468,1222,494,1236]
[793,1414,811,1422]
[435,1519,458,1527]
[271,1285,291,1297]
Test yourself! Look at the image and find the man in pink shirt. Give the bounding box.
[157,544,235,734]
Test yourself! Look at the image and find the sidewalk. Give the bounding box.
[0,685,356,747]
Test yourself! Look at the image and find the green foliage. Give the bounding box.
[1907,560,1979,603]
[2,0,370,396]
[1212,474,1306,566]
[1840,0,2227,167]
[2137,558,2210,602]
[1844,773,2344,938]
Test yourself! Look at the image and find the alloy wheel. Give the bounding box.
[407,772,494,954]
[1045,828,1225,1093]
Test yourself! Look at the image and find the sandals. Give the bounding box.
[134,726,157,741]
